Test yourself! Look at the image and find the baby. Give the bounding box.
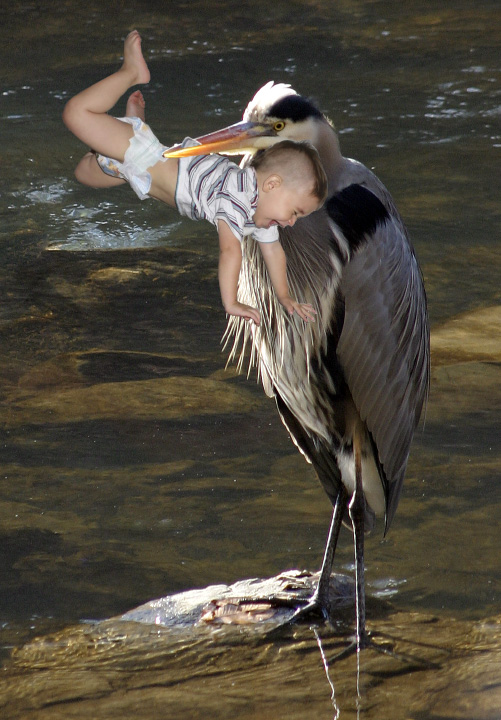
[63,31,327,324]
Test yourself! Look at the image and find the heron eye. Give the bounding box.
[273,121,286,132]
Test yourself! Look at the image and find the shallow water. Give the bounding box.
[0,1,500,718]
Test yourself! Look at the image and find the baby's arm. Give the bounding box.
[74,152,127,189]
[258,241,316,322]
[218,221,261,324]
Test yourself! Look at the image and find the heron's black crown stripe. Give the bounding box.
[326,184,389,251]
[270,94,323,122]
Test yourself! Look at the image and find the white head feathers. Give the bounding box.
[243,82,298,123]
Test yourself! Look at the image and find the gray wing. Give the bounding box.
[334,202,429,530]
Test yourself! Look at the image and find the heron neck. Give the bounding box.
[315,122,344,193]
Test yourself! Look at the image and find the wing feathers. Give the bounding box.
[334,206,429,527]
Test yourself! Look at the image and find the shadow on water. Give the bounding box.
[1,0,500,717]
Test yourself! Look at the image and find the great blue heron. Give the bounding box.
[166,82,430,651]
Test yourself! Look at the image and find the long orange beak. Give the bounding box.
[163,121,276,158]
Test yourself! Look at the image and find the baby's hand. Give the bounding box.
[280,297,317,322]
[225,301,261,325]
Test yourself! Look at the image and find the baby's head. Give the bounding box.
[250,141,328,229]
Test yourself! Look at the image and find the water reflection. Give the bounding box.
[1,0,500,717]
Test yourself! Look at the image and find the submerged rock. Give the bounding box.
[5,370,261,426]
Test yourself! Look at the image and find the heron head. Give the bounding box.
[163,82,330,159]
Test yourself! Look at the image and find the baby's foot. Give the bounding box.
[122,30,150,85]
[126,90,146,120]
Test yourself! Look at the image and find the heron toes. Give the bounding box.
[262,595,331,641]
[288,595,331,624]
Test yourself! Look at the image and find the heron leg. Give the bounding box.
[313,487,348,612]
[277,486,348,627]
[349,431,368,651]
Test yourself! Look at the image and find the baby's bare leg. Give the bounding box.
[125,90,146,121]
[73,90,147,189]
[73,153,126,188]
[63,30,150,162]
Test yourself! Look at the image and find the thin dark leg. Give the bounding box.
[313,486,349,612]
[280,485,348,626]
[349,432,368,651]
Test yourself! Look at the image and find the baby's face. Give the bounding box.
[253,181,320,230]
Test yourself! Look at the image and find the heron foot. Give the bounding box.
[261,593,331,642]
[287,594,330,624]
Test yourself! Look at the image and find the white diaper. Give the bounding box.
[96,116,168,200]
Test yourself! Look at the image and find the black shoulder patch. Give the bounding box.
[270,94,323,122]
[326,184,389,251]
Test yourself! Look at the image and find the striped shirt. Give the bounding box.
[175,139,279,244]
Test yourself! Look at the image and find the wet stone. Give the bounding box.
[119,570,355,628]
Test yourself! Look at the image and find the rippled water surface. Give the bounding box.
[1,1,500,718]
